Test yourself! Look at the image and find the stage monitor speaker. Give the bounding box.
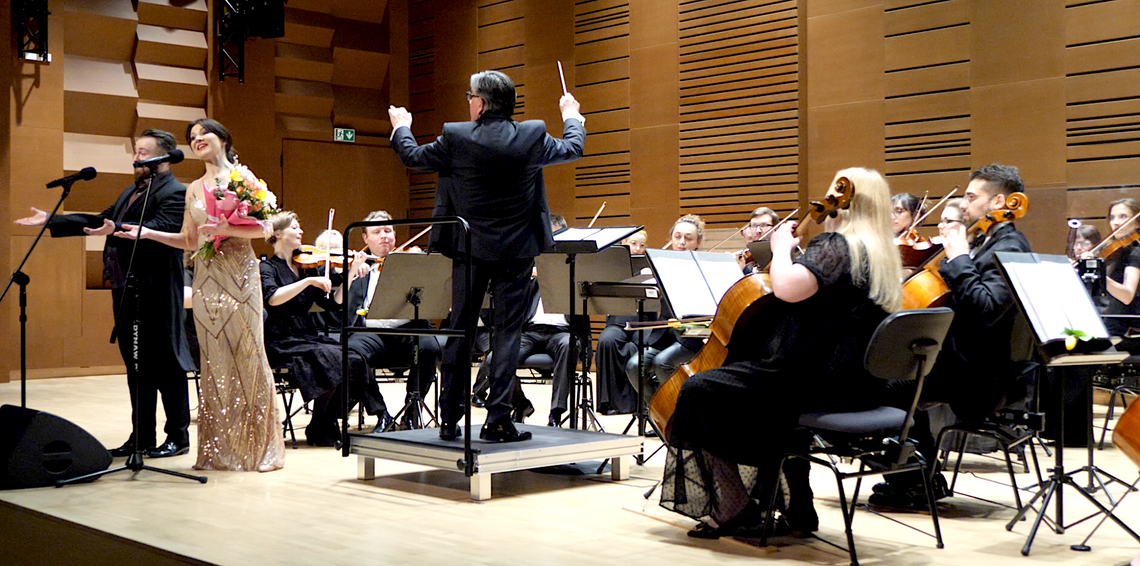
[0,405,111,489]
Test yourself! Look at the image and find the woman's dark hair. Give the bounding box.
[186,118,237,162]
[1076,224,1101,244]
[890,192,922,218]
[470,70,516,118]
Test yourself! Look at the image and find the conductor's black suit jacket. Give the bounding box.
[390,115,586,261]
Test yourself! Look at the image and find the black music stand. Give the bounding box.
[645,249,743,320]
[538,226,642,431]
[364,252,454,430]
[994,252,1138,555]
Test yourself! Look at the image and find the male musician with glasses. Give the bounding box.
[15,129,194,459]
[873,164,1034,509]
[388,70,586,442]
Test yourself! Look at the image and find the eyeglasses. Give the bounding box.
[465,91,478,102]
[937,219,963,226]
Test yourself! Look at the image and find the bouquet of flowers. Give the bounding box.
[192,165,279,261]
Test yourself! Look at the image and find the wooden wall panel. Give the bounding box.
[678,0,800,230]
[806,0,1140,255]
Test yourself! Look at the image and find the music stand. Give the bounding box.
[645,249,743,319]
[538,226,642,430]
[994,252,1139,555]
[365,252,454,430]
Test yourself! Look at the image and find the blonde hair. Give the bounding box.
[314,229,343,252]
[266,211,298,245]
[673,214,705,241]
[830,168,903,313]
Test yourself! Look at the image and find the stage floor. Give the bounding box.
[3,374,1140,566]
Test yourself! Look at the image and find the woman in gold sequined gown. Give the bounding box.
[116,119,285,472]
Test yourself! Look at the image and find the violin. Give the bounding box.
[896,188,957,269]
[292,245,381,268]
[1088,210,1140,260]
[649,177,855,439]
[900,192,1029,310]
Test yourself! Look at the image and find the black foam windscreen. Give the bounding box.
[0,405,111,489]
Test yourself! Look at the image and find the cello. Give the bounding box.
[900,192,1029,310]
[648,177,856,439]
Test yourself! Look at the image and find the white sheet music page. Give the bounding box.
[650,250,719,317]
[1004,260,1108,342]
[694,252,746,305]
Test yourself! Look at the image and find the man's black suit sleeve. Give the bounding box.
[539,119,586,166]
[939,255,1012,328]
[391,126,450,172]
[142,185,186,233]
[48,197,116,237]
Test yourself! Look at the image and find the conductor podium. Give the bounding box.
[341,218,641,500]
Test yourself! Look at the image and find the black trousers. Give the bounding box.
[475,325,571,414]
[112,287,191,447]
[440,257,533,424]
[348,320,441,407]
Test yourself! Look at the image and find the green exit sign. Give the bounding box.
[334,128,356,142]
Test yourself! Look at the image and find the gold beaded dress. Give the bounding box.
[189,188,285,472]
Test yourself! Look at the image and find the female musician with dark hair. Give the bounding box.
[1100,198,1140,341]
[891,192,923,239]
[659,168,903,538]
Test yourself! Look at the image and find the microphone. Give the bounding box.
[133,149,184,168]
[45,167,97,188]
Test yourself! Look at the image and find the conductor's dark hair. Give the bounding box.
[186,118,237,163]
[969,164,1023,197]
[139,128,177,155]
[470,70,516,118]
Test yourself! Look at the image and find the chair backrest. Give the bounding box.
[864,307,955,381]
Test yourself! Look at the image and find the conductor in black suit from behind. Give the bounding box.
[15,129,194,458]
[389,70,586,442]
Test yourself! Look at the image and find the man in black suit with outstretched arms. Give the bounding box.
[15,129,194,458]
[389,70,586,442]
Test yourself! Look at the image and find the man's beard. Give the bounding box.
[133,167,152,184]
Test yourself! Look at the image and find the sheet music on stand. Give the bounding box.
[551,226,641,254]
[364,253,454,320]
[645,249,744,319]
[995,252,1128,366]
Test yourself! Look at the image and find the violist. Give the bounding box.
[659,168,903,538]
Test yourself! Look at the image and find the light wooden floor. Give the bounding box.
[2,373,1140,566]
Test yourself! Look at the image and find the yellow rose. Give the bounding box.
[229,169,242,182]
[254,189,267,201]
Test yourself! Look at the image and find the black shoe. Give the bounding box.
[480,420,532,443]
[687,503,767,539]
[146,441,190,458]
[306,434,338,447]
[471,393,487,408]
[782,503,819,535]
[439,422,462,441]
[108,439,137,458]
[371,412,394,434]
[548,411,563,428]
[868,474,950,510]
[511,400,535,423]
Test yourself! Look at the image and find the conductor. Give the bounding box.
[388,69,586,442]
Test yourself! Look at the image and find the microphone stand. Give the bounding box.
[1,177,80,408]
[58,165,206,487]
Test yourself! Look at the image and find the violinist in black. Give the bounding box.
[260,212,372,446]
[659,168,903,539]
[1100,198,1140,345]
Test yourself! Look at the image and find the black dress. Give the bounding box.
[1104,242,1140,340]
[260,256,370,435]
[660,233,890,522]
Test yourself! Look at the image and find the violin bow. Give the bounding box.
[395,225,432,253]
[910,187,958,231]
[588,201,606,228]
[325,208,335,298]
[755,208,800,242]
[707,226,745,252]
[1090,209,1140,256]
